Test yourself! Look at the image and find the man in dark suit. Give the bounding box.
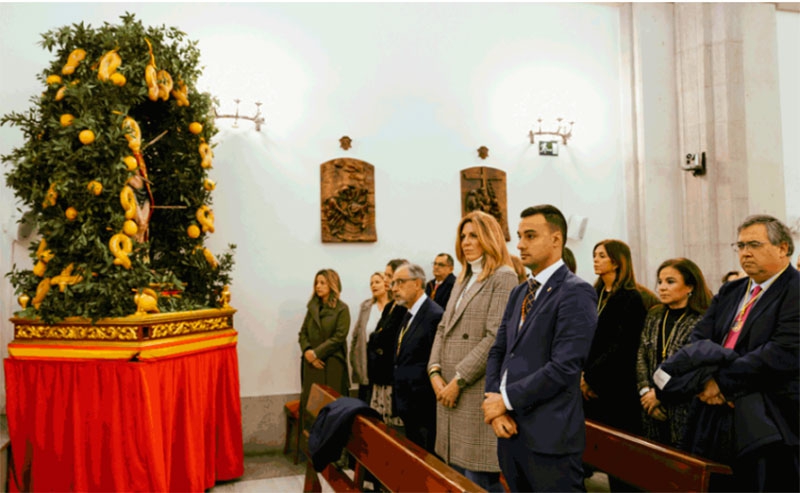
[688,214,798,492]
[482,204,597,492]
[392,263,444,453]
[425,253,456,309]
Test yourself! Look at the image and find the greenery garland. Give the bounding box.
[2,13,235,323]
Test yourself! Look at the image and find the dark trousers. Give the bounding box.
[715,443,800,493]
[398,411,436,454]
[450,463,503,492]
[498,436,585,492]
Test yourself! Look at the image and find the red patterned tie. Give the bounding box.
[520,278,541,324]
[430,282,439,301]
[723,285,762,349]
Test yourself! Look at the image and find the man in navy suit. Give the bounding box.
[483,204,597,492]
[689,214,798,492]
[392,263,444,453]
[425,253,456,309]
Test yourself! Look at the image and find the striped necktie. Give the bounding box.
[723,285,762,349]
[520,278,541,324]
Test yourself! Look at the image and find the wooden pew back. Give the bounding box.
[302,383,483,493]
[583,419,732,492]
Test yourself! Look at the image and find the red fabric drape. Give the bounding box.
[4,345,244,492]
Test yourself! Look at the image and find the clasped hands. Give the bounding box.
[482,392,518,438]
[697,378,734,408]
[303,349,325,370]
[430,374,460,408]
[640,389,667,421]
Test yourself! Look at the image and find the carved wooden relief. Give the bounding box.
[320,158,376,243]
[460,166,510,241]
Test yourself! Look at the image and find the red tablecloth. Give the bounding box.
[4,344,244,491]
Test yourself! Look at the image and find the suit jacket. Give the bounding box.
[426,273,456,309]
[393,297,444,418]
[367,301,407,385]
[427,265,518,471]
[486,264,597,455]
[689,267,799,450]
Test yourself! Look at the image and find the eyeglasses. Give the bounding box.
[432,262,449,268]
[390,278,416,288]
[731,241,766,253]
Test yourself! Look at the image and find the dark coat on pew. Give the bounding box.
[308,397,380,472]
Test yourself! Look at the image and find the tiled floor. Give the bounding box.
[209,450,610,492]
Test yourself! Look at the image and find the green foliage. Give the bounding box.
[2,13,235,322]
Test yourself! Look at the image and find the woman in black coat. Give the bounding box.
[366,259,408,426]
[582,239,647,434]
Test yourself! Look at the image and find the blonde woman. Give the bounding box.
[350,272,391,403]
[298,269,350,426]
[428,211,518,491]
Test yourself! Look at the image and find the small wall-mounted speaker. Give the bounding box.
[567,215,588,241]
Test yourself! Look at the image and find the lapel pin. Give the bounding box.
[547,287,552,293]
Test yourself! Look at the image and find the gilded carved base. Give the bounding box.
[11,307,237,342]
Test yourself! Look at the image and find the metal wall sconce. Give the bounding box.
[213,99,265,132]
[529,118,574,146]
[682,152,706,176]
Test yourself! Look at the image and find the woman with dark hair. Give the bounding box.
[636,258,712,448]
[350,272,391,404]
[582,239,647,435]
[427,211,518,491]
[298,269,350,426]
[367,259,408,426]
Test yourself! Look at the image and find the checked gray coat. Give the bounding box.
[428,265,518,472]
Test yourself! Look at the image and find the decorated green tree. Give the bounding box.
[2,13,235,323]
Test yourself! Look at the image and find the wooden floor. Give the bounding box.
[209,451,611,492]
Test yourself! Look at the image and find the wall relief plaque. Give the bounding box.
[460,166,510,241]
[320,158,376,243]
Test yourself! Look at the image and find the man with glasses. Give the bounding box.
[391,263,444,453]
[688,214,798,492]
[426,253,456,309]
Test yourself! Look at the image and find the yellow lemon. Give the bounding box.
[87,180,102,195]
[110,72,126,86]
[187,224,201,239]
[203,179,216,191]
[123,220,138,236]
[123,155,138,171]
[46,74,62,85]
[65,207,78,221]
[78,129,95,145]
[189,122,203,135]
[55,86,66,101]
[60,114,75,127]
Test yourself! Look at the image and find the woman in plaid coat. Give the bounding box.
[427,211,518,491]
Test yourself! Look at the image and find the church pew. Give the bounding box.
[583,419,732,492]
[301,383,483,493]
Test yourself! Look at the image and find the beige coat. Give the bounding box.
[349,298,374,386]
[428,265,518,471]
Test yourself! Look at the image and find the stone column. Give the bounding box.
[619,3,684,289]
[675,2,786,288]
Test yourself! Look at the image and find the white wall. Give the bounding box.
[0,3,625,397]
[777,10,800,236]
